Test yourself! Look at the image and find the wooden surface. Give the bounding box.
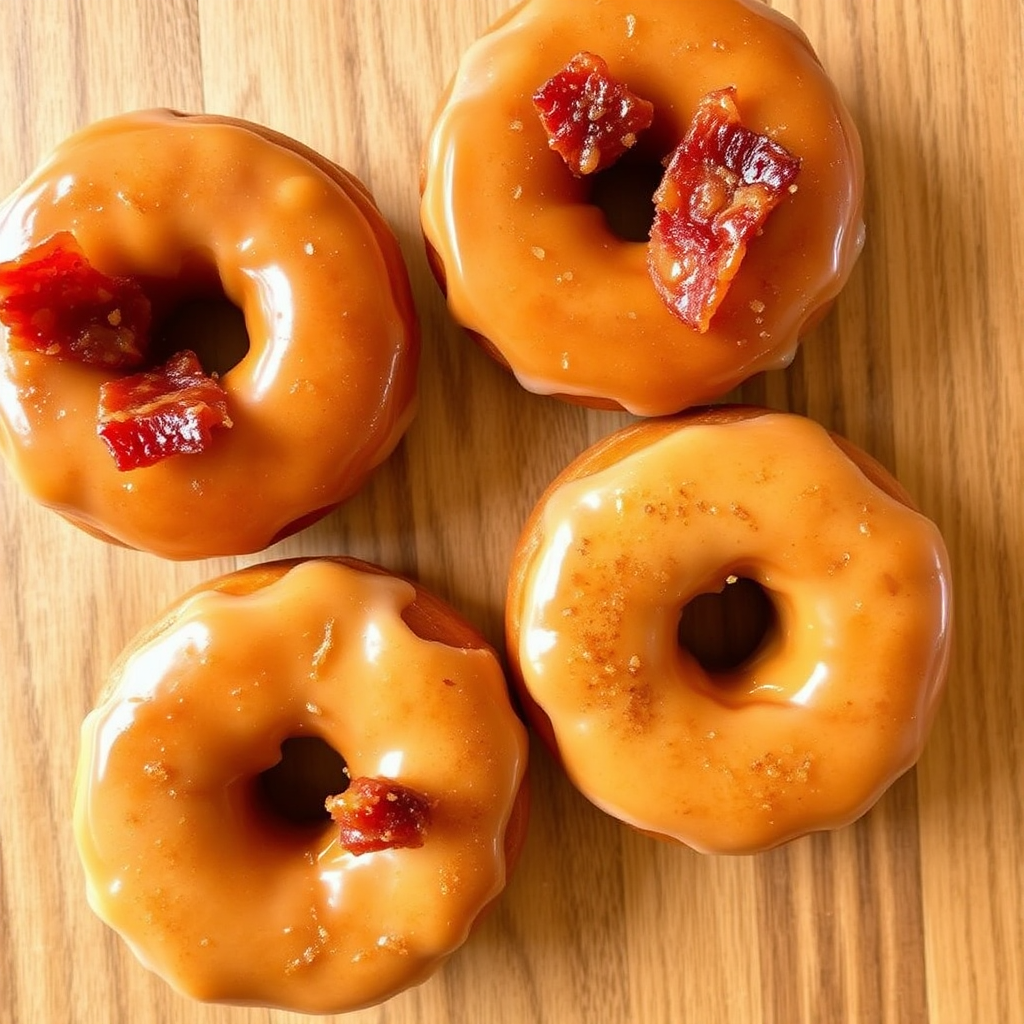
[1,1,1021,1022]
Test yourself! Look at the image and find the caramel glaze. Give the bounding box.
[420,0,864,416]
[74,558,529,1013]
[0,110,419,559]
[506,408,952,854]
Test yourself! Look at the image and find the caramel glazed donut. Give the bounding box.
[74,558,529,1014]
[0,110,417,559]
[421,0,864,415]
[507,408,952,854]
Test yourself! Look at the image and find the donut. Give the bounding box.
[506,407,952,853]
[0,110,418,559]
[420,0,864,415]
[74,557,529,1013]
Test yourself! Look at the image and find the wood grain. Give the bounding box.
[1,1,1021,1022]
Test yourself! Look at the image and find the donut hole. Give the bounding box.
[678,577,778,675]
[255,736,349,829]
[588,154,665,242]
[151,294,250,376]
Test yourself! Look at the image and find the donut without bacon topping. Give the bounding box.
[648,87,801,332]
[326,776,432,856]
[533,51,654,176]
[0,231,150,368]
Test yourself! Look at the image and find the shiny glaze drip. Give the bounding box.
[420,0,864,415]
[74,561,528,1013]
[508,414,951,853]
[0,110,418,558]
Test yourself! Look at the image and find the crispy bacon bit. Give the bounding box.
[0,232,150,368]
[326,776,432,857]
[0,234,234,469]
[97,350,232,471]
[533,52,654,176]
[647,87,801,332]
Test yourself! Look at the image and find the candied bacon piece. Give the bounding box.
[533,51,654,176]
[0,232,150,368]
[97,350,232,471]
[325,776,432,857]
[647,87,801,332]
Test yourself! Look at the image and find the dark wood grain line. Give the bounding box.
[860,777,929,1024]
[838,0,898,469]
[755,838,843,1024]
[754,844,801,1023]
[812,837,847,1023]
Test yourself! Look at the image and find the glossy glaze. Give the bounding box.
[420,0,864,415]
[506,411,952,853]
[0,110,418,558]
[74,559,529,1014]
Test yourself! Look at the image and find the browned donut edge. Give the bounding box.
[504,404,920,759]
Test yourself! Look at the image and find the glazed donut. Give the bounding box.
[420,0,864,415]
[506,407,952,853]
[74,557,529,1014]
[0,110,418,559]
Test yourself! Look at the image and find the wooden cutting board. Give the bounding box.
[1,1,1021,1022]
